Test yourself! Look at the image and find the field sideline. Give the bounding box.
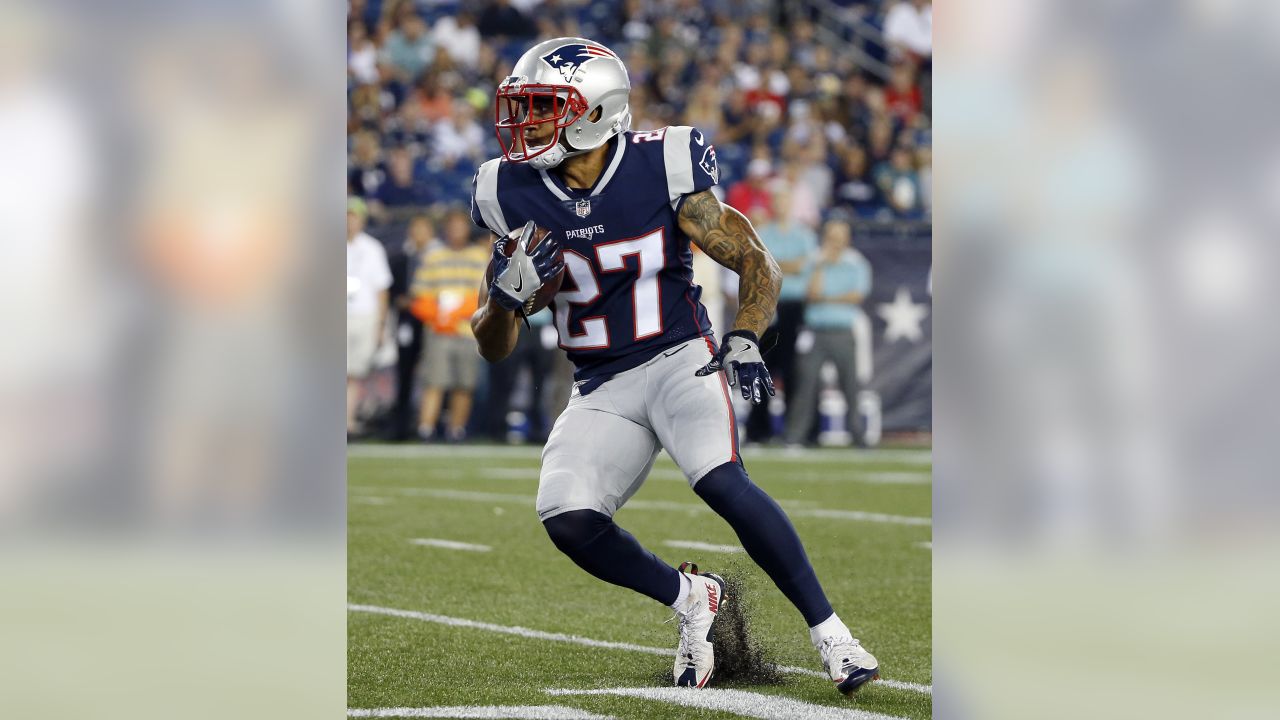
[348,443,932,720]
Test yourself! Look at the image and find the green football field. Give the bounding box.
[348,443,932,720]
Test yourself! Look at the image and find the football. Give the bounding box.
[484,223,565,316]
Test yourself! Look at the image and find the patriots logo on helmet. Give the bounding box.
[541,43,616,82]
[699,145,719,184]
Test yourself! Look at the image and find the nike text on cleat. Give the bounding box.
[817,636,880,696]
[672,568,726,688]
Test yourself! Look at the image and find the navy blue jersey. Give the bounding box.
[471,126,722,383]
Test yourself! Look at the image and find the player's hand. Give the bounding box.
[528,225,564,284]
[489,221,544,312]
[695,330,776,404]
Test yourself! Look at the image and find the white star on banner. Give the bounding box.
[877,286,929,343]
[550,54,562,63]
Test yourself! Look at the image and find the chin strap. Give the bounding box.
[527,128,624,170]
[527,143,567,170]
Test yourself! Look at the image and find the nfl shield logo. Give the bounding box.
[575,199,592,218]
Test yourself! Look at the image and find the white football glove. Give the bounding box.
[489,221,545,312]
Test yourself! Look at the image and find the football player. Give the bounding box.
[469,37,879,694]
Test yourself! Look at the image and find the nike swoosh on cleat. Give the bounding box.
[701,574,727,642]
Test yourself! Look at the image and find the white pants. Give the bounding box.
[536,338,740,521]
[347,313,379,378]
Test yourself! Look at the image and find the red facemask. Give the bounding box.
[494,83,589,163]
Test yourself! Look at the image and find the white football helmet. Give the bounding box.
[494,37,632,170]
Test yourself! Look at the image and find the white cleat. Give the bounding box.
[818,636,880,695]
[672,563,727,688]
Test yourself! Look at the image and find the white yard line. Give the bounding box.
[350,445,546,460]
[545,687,905,720]
[349,604,930,696]
[349,443,931,466]
[631,497,819,512]
[349,487,930,527]
[353,496,390,505]
[349,603,672,655]
[795,508,932,527]
[858,472,931,485]
[360,487,535,504]
[348,706,613,719]
[766,665,933,695]
[482,467,688,483]
[744,447,931,465]
[481,468,540,479]
[479,468,540,481]
[916,542,932,550]
[867,678,934,694]
[409,538,492,552]
[752,471,931,486]
[480,467,927,486]
[663,540,744,554]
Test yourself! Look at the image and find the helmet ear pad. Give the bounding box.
[525,102,626,169]
[561,87,631,152]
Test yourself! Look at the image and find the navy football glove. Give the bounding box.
[695,330,776,404]
[528,226,564,283]
[487,233,519,312]
[489,221,562,313]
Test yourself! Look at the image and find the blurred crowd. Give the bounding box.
[346,0,931,444]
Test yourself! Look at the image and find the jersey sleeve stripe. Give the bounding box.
[475,159,511,236]
[662,125,694,209]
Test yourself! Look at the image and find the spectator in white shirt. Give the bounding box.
[347,21,380,86]
[432,12,481,68]
[883,0,932,61]
[346,197,392,436]
[432,103,485,167]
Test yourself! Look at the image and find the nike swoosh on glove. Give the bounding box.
[490,221,559,313]
[695,330,776,404]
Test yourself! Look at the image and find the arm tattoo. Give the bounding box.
[678,190,782,338]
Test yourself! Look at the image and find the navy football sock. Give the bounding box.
[694,461,835,626]
[543,509,682,606]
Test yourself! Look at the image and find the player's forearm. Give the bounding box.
[470,298,520,362]
[732,248,782,338]
[678,192,781,338]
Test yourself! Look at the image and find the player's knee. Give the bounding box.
[542,509,612,555]
[693,460,752,502]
